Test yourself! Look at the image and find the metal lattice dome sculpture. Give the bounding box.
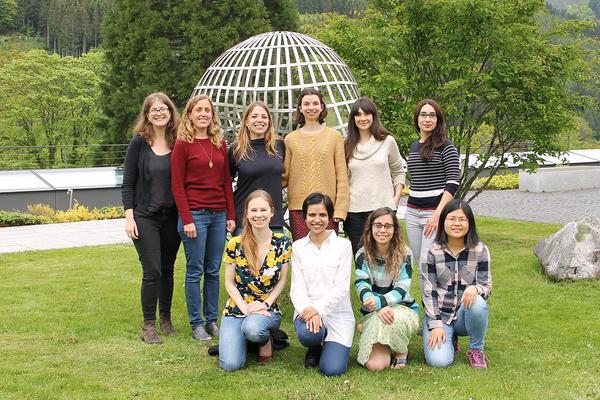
[192,31,360,137]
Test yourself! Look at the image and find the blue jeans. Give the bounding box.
[423,295,489,368]
[219,312,282,372]
[178,210,226,328]
[294,317,351,377]
[405,207,435,269]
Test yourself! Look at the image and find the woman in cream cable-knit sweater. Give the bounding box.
[283,88,349,240]
[344,97,406,255]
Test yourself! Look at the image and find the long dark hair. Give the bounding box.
[345,97,390,164]
[435,199,480,248]
[413,99,447,161]
[294,88,328,127]
[360,207,408,280]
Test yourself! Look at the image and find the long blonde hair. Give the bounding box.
[361,207,408,280]
[241,190,274,276]
[232,101,282,163]
[132,92,180,148]
[177,94,223,148]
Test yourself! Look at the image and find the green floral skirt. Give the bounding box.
[357,304,419,366]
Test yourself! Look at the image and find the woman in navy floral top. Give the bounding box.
[219,190,291,371]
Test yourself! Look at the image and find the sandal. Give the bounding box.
[390,357,407,369]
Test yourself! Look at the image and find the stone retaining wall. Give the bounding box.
[519,166,600,192]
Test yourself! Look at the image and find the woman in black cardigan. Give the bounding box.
[121,92,181,344]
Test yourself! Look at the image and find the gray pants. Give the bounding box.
[404,207,436,270]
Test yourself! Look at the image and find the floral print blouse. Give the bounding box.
[222,232,292,317]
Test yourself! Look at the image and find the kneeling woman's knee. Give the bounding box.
[320,362,348,377]
[467,295,489,317]
[243,324,269,344]
[364,358,388,372]
[295,318,325,347]
[319,342,350,376]
[424,342,454,368]
[425,357,454,368]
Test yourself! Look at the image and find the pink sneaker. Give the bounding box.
[467,348,488,369]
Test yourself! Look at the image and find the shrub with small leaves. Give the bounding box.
[0,211,52,227]
[53,203,124,223]
[471,174,519,190]
[1,203,125,227]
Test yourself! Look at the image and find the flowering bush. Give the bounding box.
[0,203,124,226]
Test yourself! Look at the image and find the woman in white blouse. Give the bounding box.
[290,192,355,376]
[344,97,406,255]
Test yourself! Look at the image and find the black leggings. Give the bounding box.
[344,211,372,256]
[132,211,181,321]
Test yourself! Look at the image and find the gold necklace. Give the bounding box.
[196,138,213,168]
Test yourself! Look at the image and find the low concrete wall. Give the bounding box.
[0,187,122,212]
[519,166,600,192]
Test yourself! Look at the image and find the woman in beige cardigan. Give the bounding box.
[344,97,406,255]
[283,88,349,240]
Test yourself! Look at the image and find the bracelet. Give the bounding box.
[262,300,271,308]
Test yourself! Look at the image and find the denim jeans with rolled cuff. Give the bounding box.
[423,295,489,368]
[178,209,226,329]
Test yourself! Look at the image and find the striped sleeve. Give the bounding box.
[442,141,460,195]
[354,249,380,309]
[382,257,412,306]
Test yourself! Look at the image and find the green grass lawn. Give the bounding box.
[1,217,599,399]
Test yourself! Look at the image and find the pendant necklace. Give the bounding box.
[197,138,213,168]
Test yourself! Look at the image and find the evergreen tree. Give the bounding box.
[101,0,271,145]
[263,0,300,31]
[0,0,17,32]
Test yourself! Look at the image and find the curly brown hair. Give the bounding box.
[132,92,180,148]
[360,207,408,280]
[177,94,223,148]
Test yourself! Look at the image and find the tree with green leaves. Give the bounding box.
[313,0,595,200]
[263,0,299,31]
[0,49,105,168]
[0,0,17,32]
[101,0,271,145]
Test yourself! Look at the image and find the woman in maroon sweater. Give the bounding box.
[171,94,235,341]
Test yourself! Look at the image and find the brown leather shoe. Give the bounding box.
[140,320,162,344]
[159,315,177,336]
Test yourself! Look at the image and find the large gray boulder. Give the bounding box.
[534,215,600,280]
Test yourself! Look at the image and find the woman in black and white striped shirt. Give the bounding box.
[405,99,460,269]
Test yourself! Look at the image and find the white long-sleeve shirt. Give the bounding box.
[290,231,355,347]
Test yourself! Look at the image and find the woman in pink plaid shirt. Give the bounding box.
[420,199,492,369]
